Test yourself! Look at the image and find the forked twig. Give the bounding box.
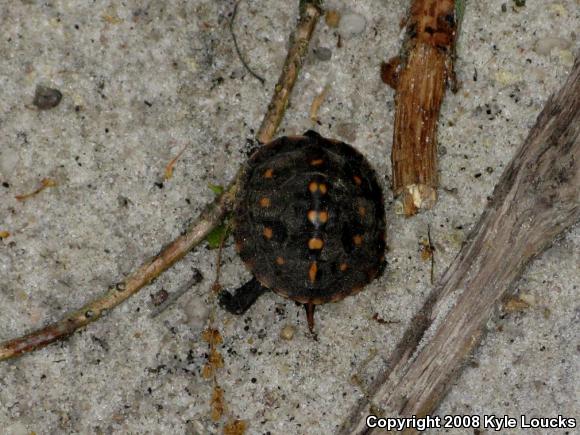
[0,0,323,362]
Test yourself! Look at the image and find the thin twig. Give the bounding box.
[427,224,434,285]
[230,0,265,85]
[149,270,204,318]
[256,0,323,143]
[0,0,323,362]
[0,190,234,361]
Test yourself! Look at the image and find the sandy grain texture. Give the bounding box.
[1,1,578,434]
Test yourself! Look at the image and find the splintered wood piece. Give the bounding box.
[388,0,460,216]
[341,55,580,434]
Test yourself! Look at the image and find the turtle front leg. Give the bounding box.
[219,277,269,315]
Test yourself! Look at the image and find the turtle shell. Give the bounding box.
[234,131,386,305]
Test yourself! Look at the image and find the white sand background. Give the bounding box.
[0,1,578,434]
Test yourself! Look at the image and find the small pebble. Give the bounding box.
[314,47,332,62]
[335,122,357,143]
[325,10,341,28]
[150,289,169,306]
[280,325,295,341]
[33,85,63,110]
[183,294,210,329]
[339,13,366,38]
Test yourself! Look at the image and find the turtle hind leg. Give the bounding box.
[219,277,269,315]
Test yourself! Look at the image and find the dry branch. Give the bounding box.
[0,1,323,362]
[0,192,233,361]
[256,0,322,144]
[384,0,462,216]
[340,55,580,434]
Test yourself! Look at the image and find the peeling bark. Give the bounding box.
[387,0,460,216]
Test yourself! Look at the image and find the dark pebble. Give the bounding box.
[313,47,332,61]
[33,85,63,110]
[151,289,169,306]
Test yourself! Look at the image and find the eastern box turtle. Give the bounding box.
[219,130,386,331]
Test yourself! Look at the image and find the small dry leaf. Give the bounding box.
[202,328,223,345]
[224,419,248,435]
[15,178,57,201]
[102,14,123,24]
[164,144,188,181]
[202,363,214,379]
[0,231,10,239]
[325,10,341,28]
[419,239,434,261]
[42,178,57,187]
[209,348,224,369]
[380,57,401,88]
[211,386,225,421]
[503,296,531,313]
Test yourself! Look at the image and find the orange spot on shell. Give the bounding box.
[308,262,318,283]
[308,181,328,194]
[259,197,271,207]
[340,263,348,271]
[358,205,366,217]
[307,210,329,224]
[307,210,317,223]
[276,256,285,265]
[310,158,324,166]
[353,175,362,186]
[308,238,324,250]
[263,168,274,178]
[263,226,273,239]
[353,234,363,246]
